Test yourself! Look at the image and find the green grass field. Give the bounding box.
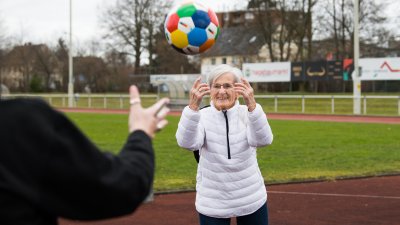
[66,112,400,192]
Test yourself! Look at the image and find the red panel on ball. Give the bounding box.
[166,13,180,33]
[208,9,219,27]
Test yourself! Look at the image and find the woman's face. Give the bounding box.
[211,73,237,111]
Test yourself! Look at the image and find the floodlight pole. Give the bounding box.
[353,0,361,114]
[68,0,74,107]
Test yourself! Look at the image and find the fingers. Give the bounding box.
[235,81,253,92]
[198,84,210,94]
[156,104,170,119]
[199,90,211,97]
[129,85,142,108]
[191,83,210,99]
[240,77,251,88]
[234,81,254,100]
[234,83,246,95]
[156,119,169,131]
[192,76,202,89]
[150,97,170,117]
[234,82,246,88]
[234,87,245,96]
[198,83,209,89]
[192,83,209,93]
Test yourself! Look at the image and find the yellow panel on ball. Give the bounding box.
[171,30,189,49]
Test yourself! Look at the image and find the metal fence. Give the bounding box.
[254,95,400,116]
[2,94,400,116]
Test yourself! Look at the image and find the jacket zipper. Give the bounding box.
[222,110,231,159]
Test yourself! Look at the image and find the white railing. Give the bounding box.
[254,95,400,116]
[2,94,400,116]
[2,94,158,109]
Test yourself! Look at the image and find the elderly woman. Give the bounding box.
[176,64,273,225]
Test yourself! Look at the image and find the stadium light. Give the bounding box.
[353,0,361,114]
[68,0,74,107]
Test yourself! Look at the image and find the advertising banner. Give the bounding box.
[242,62,291,82]
[327,60,343,80]
[291,62,305,81]
[150,74,199,84]
[359,58,400,80]
[343,59,354,81]
[291,61,343,81]
[304,61,328,81]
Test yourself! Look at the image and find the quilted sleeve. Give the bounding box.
[247,104,273,147]
[175,106,205,151]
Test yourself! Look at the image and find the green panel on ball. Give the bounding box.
[215,27,220,40]
[177,4,196,17]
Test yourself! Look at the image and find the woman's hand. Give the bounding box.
[128,85,170,138]
[189,76,210,111]
[234,77,256,112]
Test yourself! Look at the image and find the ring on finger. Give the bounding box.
[130,98,141,106]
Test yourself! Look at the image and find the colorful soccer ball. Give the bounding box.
[164,1,220,55]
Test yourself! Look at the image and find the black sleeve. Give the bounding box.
[0,99,154,220]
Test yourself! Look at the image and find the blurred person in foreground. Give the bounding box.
[0,85,169,225]
[176,64,273,225]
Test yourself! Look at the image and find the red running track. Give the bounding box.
[60,175,400,225]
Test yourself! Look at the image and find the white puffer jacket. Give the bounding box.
[176,101,273,218]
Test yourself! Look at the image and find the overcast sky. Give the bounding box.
[0,0,397,45]
[0,0,246,44]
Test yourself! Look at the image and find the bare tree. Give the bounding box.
[104,49,133,91]
[251,0,279,62]
[0,15,7,49]
[54,38,69,91]
[316,0,389,59]
[102,0,152,73]
[8,44,36,92]
[142,0,172,73]
[0,15,6,91]
[73,56,109,92]
[33,45,59,92]
[293,0,317,61]
[249,0,315,62]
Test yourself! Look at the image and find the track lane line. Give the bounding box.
[269,191,400,199]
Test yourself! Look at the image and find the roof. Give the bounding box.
[201,26,266,57]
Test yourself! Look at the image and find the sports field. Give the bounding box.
[65,112,400,191]
[60,111,400,225]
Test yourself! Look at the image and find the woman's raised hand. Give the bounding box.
[234,77,256,112]
[189,77,210,111]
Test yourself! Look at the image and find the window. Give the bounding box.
[223,13,229,21]
[245,12,254,20]
[222,58,227,64]
[211,58,216,65]
[231,56,237,64]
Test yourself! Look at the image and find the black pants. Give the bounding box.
[199,202,268,225]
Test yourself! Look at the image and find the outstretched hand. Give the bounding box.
[128,85,170,138]
[189,76,210,111]
[234,77,256,112]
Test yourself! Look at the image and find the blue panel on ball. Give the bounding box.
[188,28,208,47]
[191,10,210,29]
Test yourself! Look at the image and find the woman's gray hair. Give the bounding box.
[207,64,243,85]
